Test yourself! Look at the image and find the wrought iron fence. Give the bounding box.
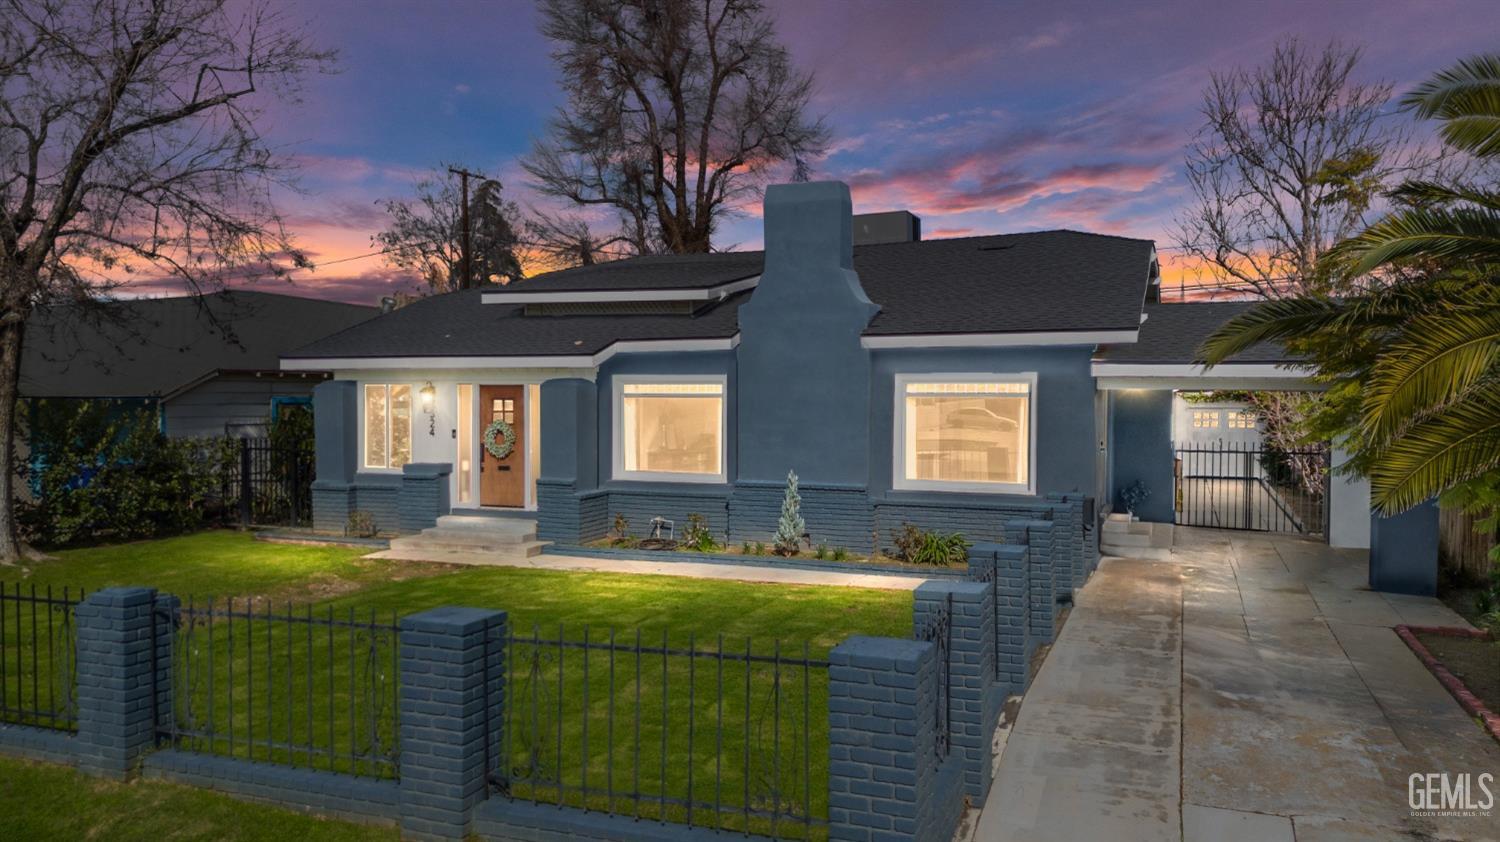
[493,626,830,840]
[0,583,83,732]
[915,593,952,758]
[1175,441,1330,537]
[155,598,400,779]
[219,438,315,528]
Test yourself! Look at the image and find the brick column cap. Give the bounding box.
[402,462,453,479]
[400,606,506,635]
[914,580,990,602]
[80,586,156,607]
[831,635,931,671]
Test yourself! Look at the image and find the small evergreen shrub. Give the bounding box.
[831,546,849,562]
[773,470,806,557]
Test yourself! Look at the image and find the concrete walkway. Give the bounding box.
[364,548,928,590]
[974,527,1499,842]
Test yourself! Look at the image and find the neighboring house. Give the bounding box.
[21,290,377,437]
[283,181,1426,591]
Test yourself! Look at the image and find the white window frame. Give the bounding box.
[892,372,1037,495]
[611,374,729,484]
[362,382,412,472]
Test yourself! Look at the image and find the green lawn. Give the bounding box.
[0,755,394,842]
[1,530,914,840]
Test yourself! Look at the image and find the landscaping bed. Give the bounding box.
[566,540,969,578]
[1396,625,1500,743]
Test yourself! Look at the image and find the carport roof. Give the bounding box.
[1095,302,1297,364]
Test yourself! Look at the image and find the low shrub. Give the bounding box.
[345,510,378,538]
[889,522,970,566]
[681,513,718,553]
[18,400,235,547]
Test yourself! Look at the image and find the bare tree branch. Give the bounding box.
[1173,38,1437,298]
[525,0,827,255]
[0,0,334,561]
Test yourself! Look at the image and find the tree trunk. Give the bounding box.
[0,300,25,564]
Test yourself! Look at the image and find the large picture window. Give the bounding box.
[614,378,726,482]
[364,384,412,469]
[895,375,1034,494]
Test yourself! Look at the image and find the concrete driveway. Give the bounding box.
[973,527,1500,842]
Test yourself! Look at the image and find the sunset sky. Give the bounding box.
[186,0,1496,304]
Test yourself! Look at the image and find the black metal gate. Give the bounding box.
[220,438,315,527]
[1174,441,1330,538]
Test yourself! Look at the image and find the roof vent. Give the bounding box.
[852,211,921,245]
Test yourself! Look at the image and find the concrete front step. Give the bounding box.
[381,537,551,560]
[1099,544,1175,562]
[1102,519,1153,536]
[434,514,537,533]
[414,525,537,544]
[366,544,552,566]
[1098,529,1156,548]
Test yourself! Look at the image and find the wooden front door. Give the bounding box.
[479,385,525,507]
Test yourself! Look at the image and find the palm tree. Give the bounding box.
[1199,54,1500,515]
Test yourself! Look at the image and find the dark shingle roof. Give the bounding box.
[290,289,746,359]
[286,230,1155,360]
[509,252,763,291]
[1095,302,1294,364]
[22,290,376,398]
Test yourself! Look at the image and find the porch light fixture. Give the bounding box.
[420,381,437,436]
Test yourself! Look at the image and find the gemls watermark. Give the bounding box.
[1408,772,1495,818]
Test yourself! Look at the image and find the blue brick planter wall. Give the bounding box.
[603,488,730,540]
[311,481,355,532]
[355,481,400,535]
[730,481,873,549]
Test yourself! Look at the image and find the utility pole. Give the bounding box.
[447,166,485,290]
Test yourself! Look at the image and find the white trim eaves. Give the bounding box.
[1091,361,1321,391]
[862,330,1138,350]
[280,336,740,373]
[1090,362,1306,379]
[480,275,759,305]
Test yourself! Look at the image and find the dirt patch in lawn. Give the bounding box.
[1416,631,1500,717]
[243,558,458,608]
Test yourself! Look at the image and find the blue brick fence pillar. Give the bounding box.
[972,543,1030,695]
[914,581,995,800]
[399,606,507,841]
[73,587,177,779]
[828,636,943,842]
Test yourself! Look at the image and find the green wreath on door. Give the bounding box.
[483,418,517,459]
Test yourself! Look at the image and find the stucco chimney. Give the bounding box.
[735,181,879,486]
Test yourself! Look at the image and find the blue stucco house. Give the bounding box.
[287,181,1415,574]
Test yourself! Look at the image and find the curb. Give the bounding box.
[1394,624,1500,745]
